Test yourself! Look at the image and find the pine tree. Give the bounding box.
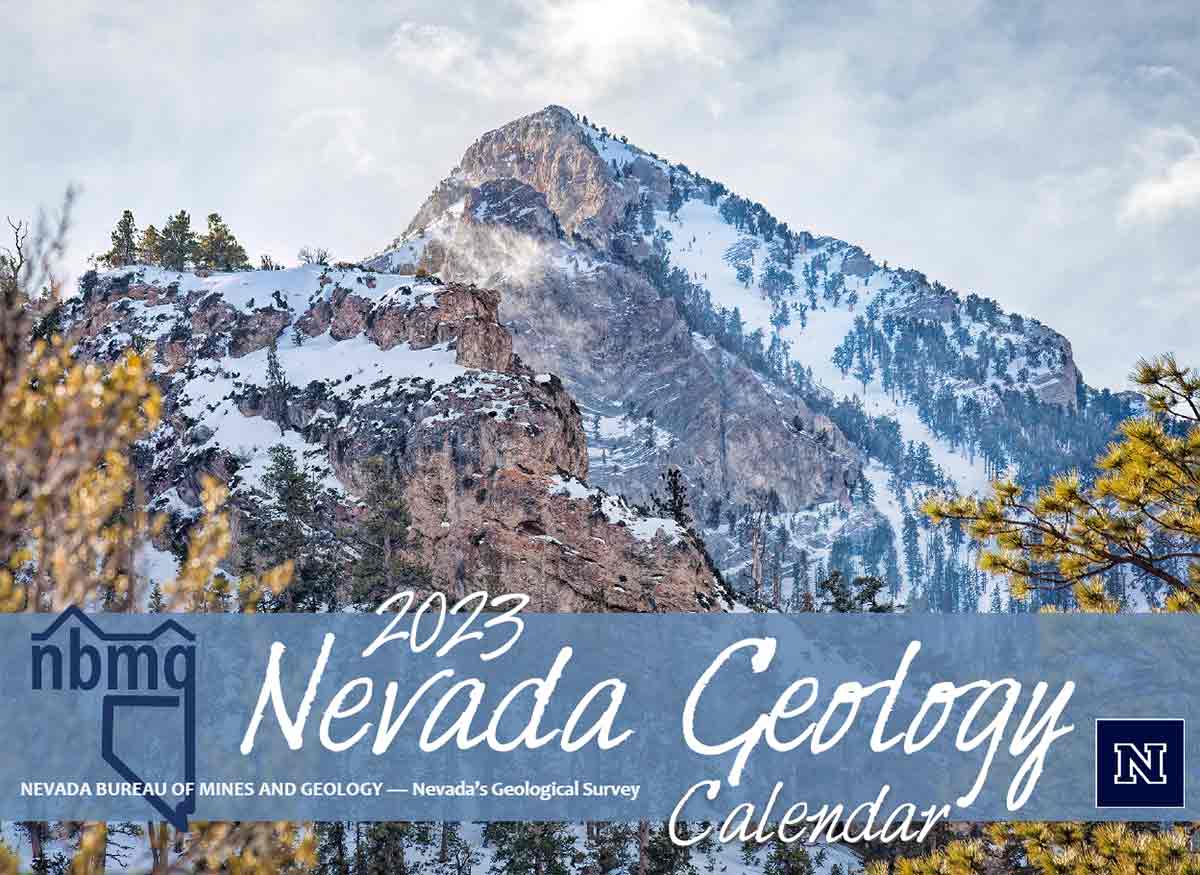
[651,467,692,528]
[787,551,812,612]
[101,210,139,268]
[361,822,440,875]
[314,822,349,875]
[580,822,635,875]
[207,573,233,613]
[645,820,715,875]
[924,354,1200,611]
[853,349,876,391]
[639,194,656,235]
[741,832,819,875]
[482,823,579,875]
[157,210,196,271]
[196,213,250,271]
[988,582,1003,613]
[138,224,162,266]
[665,187,686,222]
[814,569,894,613]
[346,458,431,608]
[264,337,290,432]
[902,511,924,585]
[240,444,336,612]
[877,822,1200,874]
[898,358,1200,872]
[148,583,165,613]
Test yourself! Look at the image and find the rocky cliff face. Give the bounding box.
[406,105,633,248]
[67,265,729,612]
[367,105,1109,610]
[372,105,863,519]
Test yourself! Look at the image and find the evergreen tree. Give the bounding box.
[314,821,350,875]
[101,210,139,268]
[667,185,684,218]
[988,582,1003,613]
[360,822,430,875]
[264,336,291,432]
[902,512,924,585]
[581,822,636,875]
[924,355,1200,611]
[640,820,720,875]
[482,823,580,875]
[196,212,250,271]
[738,833,821,875]
[786,550,812,612]
[147,583,165,613]
[651,467,692,528]
[157,210,197,270]
[346,458,431,608]
[206,573,233,613]
[853,349,876,390]
[814,569,895,613]
[138,224,162,266]
[240,444,337,612]
[876,822,1200,874]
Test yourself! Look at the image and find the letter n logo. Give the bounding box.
[1096,719,1184,808]
[1114,742,1167,785]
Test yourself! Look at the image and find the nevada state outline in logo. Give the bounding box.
[30,606,197,830]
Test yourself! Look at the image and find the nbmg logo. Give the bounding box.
[31,606,196,829]
[1096,718,1185,808]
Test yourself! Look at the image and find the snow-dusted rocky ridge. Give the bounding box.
[368,105,1138,611]
[66,265,729,612]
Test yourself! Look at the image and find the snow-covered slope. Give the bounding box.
[369,105,1139,612]
[67,263,730,612]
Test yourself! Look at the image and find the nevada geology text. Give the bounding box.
[5,593,1195,844]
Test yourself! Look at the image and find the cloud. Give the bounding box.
[1136,64,1194,88]
[288,109,378,175]
[3,0,1198,388]
[391,23,495,85]
[390,0,734,103]
[1120,127,1200,224]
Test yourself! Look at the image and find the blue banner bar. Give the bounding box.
[5,607,1195,836]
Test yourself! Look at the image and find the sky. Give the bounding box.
[2,0,1197,389]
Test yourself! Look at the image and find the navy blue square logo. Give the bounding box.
[1096,718,1185,808]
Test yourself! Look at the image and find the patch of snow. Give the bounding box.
[548,474,684,543]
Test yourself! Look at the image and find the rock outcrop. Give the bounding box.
[372,106,863,515]
[67,265,729,612]
[367,105,1101,608]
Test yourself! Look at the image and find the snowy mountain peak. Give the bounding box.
[364,106,1139,611]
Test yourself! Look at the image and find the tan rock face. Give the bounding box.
[404,105,636,251]
[1028,335,1080,408]
[68,267,728,613]
[228,307,291,357]
[400,465,718,613]
[454,105,633,247]
[379,169,863,514]
[315,282,515,371]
